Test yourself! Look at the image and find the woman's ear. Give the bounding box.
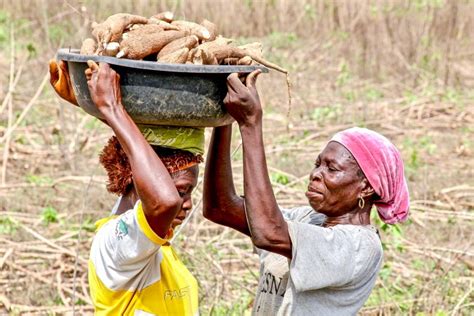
[360,178,375,199]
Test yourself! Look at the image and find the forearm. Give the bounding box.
[103,106,181,236]
[203,125,249,236]
[240,123,291,256]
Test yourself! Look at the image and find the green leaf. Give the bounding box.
[42,206,58,225]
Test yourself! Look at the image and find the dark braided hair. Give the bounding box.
[99,136,202,196]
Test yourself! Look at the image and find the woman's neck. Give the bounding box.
[323,207,371,227]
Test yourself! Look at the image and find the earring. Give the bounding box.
[358,196,365,209]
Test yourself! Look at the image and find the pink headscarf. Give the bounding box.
[331,127,409,224]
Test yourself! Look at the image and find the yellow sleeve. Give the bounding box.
[136,201,173,245]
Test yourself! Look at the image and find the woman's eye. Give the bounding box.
[178,191,186,198]
[328,166,337,172]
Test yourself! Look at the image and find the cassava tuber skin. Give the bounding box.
[128,24,143,31]
[171,20,210,40]
[121,23,163,40]
[92,13,148,46]
[237,56,253,65]
[83,13,287,73]
[194,36,232,52]
[104,42,120,56]
[200,48,218,65]
[238,42,263,59]
[221,56,253,65]
[125,23,164,35]
[200,19,217,41]
[222,57,239,65]
[80,38,97,55]
[148,18,180,30]
[187,47,197,62]
[189,37,229,63]
[210,46,288,73]
[118,30,185,59]
[158,47,189,64]
[192,48,218,65]
[150,11,174,23]
[158,35,199,58]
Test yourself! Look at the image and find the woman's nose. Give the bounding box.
[182,196,193,211]
[309,168,322,182]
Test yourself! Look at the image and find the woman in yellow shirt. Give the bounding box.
[50,60,200,315]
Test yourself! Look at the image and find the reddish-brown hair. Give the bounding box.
[99,136,203,195]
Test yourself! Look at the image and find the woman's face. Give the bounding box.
[171,165,199,228]
[306,141,365,217]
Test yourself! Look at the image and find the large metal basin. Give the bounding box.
[57,48,268,127]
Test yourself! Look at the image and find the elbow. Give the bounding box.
[147,194,182,218]
[202,188,223,223]
[202,195,242,225]
[251,235,273,250]
[202,202,222,224]
[250,226,286,250]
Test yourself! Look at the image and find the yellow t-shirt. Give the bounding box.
[88,201,198,315]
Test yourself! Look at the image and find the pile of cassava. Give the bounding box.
[80,12,287,74]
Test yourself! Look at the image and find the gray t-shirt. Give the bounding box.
[252,206,383,316]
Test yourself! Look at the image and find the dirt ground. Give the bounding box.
[0,1,473,315]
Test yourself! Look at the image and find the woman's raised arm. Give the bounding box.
[222,71,292,258]
[203,124,250,236]
[86,62,182,238]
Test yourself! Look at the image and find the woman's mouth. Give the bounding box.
[172,216,186,226]
[306,187,323,198]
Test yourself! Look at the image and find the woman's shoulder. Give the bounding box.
[334,225,383,262]
[335,224,381,242]
[280,205,326,225]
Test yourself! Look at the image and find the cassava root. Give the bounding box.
[80,12,288,74]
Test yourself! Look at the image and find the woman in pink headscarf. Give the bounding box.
[203,70,409,315]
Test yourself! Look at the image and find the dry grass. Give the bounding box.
[0,0,473,315]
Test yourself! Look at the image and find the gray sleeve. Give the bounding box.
[280,207,296,221]
[280,206,312,222]
[255,206,310,257]
[287,222,357,291]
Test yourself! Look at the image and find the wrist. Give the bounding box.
[99,102,126,118]
[238,114,263,130]
[239,120,262,135]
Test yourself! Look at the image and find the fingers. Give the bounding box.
[246,69,262,88]
[223,93,230,105]
[238,73,247,84]
[49,59,59,84]
[98,62,110,68]
[85,68,93,81]
[226,73,245,94]
[58,60,69,75]
[87,60,99,71]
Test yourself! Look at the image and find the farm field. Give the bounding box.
[0,1,473,315]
